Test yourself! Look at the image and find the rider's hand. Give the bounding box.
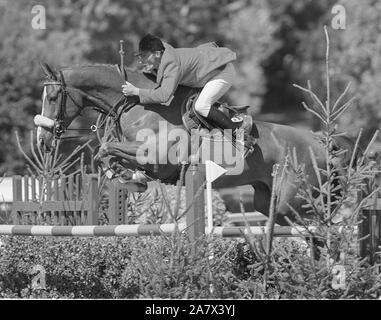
[122,81,139,96]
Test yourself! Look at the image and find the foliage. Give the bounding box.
[0,234,244,299]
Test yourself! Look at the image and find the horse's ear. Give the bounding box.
[40,61,57,80]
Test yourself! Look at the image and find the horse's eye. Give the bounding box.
[49,95,58,102]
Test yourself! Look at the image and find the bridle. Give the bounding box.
[41,68,131,140]
[43,75,85,139]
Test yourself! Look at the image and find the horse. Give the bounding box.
[36,62,356,227]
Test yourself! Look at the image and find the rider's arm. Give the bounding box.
[138,61,180,105]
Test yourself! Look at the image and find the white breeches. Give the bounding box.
[194,62,236,117]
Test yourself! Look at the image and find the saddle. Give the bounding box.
[181,89,259,157]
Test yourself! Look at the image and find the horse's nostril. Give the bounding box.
[38,138,44,149]
[38,138,51,153]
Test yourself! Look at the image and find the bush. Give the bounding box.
[0,231,380,299]
[0,234,247,299]
[0,236,134,298]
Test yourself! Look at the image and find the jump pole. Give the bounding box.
[0,223,319,237]
[0,223,186,237]
[212,225,317,237]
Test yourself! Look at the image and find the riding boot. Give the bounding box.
[205,107,240,131]
[205,107,242,143]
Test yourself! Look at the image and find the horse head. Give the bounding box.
[36,62,85,152]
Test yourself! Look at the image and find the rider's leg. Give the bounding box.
[194,63,240,131]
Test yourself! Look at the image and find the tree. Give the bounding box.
[219,0,279,112]
[0,0,91,174]
[329,0,381,143]
[285,0,381,142]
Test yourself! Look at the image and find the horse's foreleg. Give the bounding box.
[97,140,162,175]
[97,141,142,164]
[95,141,150,191]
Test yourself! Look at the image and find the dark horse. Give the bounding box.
[36,62,355,226]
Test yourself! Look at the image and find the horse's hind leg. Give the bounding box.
[274,179,326,260]
[252,181,293,225]
[251,181,271,217]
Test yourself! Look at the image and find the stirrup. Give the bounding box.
[231,129,256,159]
[243,141,256,159]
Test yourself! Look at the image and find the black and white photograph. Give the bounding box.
[0,0,380,305]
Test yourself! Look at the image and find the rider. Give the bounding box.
[122,34,241,133]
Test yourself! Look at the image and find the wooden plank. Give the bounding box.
[87,174,99,225]
[75,174,80,200]
[59,177,66,225]
[68,175,74,200]
[38,177,43,201]
[53,179,59,225]
[23,176,29,201]
[67,175,75,225]
[31,177,36,201]
[226,211,268,223]
[363,198,381,210]
[11,176,22,224]
[75,174,81,225]
[11,201,89,212]
[46,178,52,200]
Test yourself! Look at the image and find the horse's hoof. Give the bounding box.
[242,143,256,159]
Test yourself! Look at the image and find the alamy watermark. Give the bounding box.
[31,5,46,30]
[331,4,346,30]
[134,122,246,175]
[29,265,46,290]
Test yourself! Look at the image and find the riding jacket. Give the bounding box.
[138,42,237,105]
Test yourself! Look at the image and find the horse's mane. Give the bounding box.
[60,63,137,73]
[59,63,153,87]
